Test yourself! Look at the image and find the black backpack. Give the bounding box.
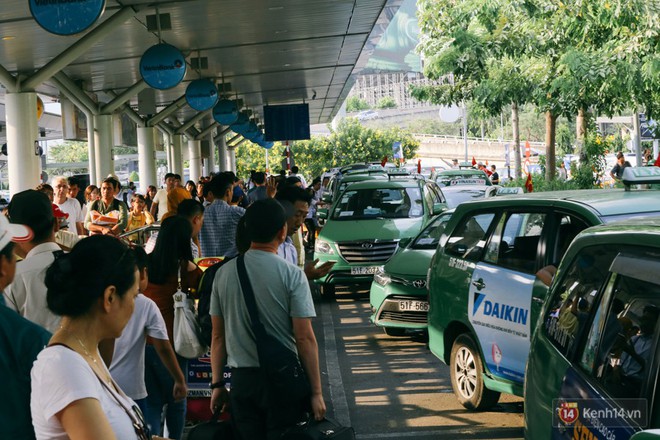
[196,257,234,347]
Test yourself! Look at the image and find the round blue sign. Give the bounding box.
[243,122,261,141]
[30,0,105,36]
[140,44,187,90]
[186,79,218,111]
[258,139,274,149]
[231,112,251,134]
[212,99,239,125]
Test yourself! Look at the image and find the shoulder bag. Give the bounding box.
[173,274,208,359]
[236,254,311,404]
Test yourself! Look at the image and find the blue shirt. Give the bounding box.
[0,296,51,439]
[277,236,298,265]
[199,200,245,258]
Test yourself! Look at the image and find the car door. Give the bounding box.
[468,210,548,383]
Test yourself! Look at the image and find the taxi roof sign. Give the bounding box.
[496,187,524,196]
[449,178,487,186]
[622,166,660,190]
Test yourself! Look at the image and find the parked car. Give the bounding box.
[357,110,379,121]
[525,219,660,439]
[314,175,446,298]
[441,185,500,209]
[427,167,660,410]
[433,169,492,187]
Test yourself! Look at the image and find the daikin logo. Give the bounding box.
[473,292,528,325]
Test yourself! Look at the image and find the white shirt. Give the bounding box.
[110,295,169,399]
[4,242,62,333]
[153,189,169,221]
[31,346,139,440]
[55,197,84,227]
[144,232,200,259]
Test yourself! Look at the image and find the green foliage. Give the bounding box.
[235,118,419,180]
[376,96,397,109]
[505,174,580,192]
[48,141,88,164]
[129,171,139,182]
[571,131,611,189]
[346,96,370,112]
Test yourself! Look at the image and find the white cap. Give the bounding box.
[0,214,33,251]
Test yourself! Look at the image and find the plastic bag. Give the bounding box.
[173,289,207,359]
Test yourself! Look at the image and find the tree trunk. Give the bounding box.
[576,107,588,160]
[545,111,557,182]
[480,121,485,140]
[512,102,522,179]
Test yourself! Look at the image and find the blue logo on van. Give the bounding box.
[473,293,528,325]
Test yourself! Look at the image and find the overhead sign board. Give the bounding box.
[30,0,105,35]
[185,79,218,111]
[140,43,187,90]
[212,99,239,125]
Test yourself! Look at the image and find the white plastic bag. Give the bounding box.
[173,289,207,359]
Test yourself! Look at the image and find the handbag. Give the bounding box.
[236,255,312,404]
[173,280,208,359]
[280,417,356,440]
[187,411,234,440]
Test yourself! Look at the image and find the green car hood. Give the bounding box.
[384,247,434,278]
[320,217,423,242]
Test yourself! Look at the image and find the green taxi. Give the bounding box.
[314,175,446,298]
[427,167,660,410]
[434,169,492,187]
[525,219,660,439]
[322,167,387,204]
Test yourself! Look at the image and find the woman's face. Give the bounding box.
[148,188,157,198]
[197,183,204,195]
[91,189,100,200]
[132,198,146,212]
[186,182,195,192]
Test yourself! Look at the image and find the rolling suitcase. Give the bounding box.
[280,417,355,439]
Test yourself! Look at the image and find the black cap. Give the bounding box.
[8,190,54,236]
[244,199,293,243]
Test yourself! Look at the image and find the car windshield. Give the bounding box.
[436,173,489,187]
[332,187,423,220]
[444,188,487,208]
[411,214,452,249]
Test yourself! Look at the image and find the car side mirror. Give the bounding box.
[317,208,328,220]
[398,237,412,249]
[433,202,447,215]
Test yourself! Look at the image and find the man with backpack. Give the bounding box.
[84,177,128,235]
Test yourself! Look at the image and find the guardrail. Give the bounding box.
[413,133,546,148]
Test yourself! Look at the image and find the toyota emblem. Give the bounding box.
[361,242,374,249]
[412,279,427,289]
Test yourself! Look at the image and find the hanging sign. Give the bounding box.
[230,112,251,134]
[139,43,187,90]
[243,122,261,141]
[30,0,105,35]
[185,79,218,111]
[212,99,239,125]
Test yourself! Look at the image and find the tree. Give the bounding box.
[48,141,88,164]
[376,97,397,109]
[346,96,370,112]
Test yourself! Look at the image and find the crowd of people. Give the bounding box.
[1,165,335,440]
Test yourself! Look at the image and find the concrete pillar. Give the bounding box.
[188,139,202,183]
[137,126,157,192]
[6,92,40,195]
[228,145,237,173]
[93,114,114,183]
[218,134,228,171]
[86,113,97,186]
[654,139,659,162]
[172,134,183,177]
[165,133,173,172]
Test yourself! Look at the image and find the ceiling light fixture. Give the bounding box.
[2,36,15,41]
[275,29,288,34]
[268,6,284,10]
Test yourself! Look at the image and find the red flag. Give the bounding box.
[525,172,533,193]
[472,156,477,166]
[654,152,660,167]
[381,155,388,167]
[417,159,422,174]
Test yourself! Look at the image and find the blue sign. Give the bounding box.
[231,112,251,134]
[140,43,187,90]
[243,122,262,141]
[30,0,105,36]
[212,99,239,125]
[258,139,274,149]
[185,79,218,111]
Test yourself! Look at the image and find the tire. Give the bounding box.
[384,327,406,337]
[449,334,500,410]
[320,284,335,300]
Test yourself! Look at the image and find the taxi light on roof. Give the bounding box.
[622,167,660,190]
[496,187,524,195]
[386,169,410,175]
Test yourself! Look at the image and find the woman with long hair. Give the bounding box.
[143,216,202,439]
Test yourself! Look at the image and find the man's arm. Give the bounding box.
[110,201,129,234]
[150,194,159,218]
[152,338,188,401]
[210,315,229,412]
[292,317,326,421]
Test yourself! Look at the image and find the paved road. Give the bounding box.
[312,286,524,439]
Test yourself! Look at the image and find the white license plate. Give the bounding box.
[350,266,379,275]
[398,300,429,312]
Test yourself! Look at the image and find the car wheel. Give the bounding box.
[449,334,500,410]
[384,327,406,337]
[320,284,335,300]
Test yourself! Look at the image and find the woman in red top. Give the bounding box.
[143,216,202,439]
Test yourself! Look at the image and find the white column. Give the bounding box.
[172,134,183,177]
[137,126,157,191]
[218,134,228,171]
[6,92,40,195]
[654,139,659,161]
[188,139,202,183]
[93,114,114,182]
[164,133,173,172]
[228,145,237,173]
[208,140,217,174]
[86,113,97,186]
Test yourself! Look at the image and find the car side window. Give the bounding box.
[428,183,446,204]
[445,213,495,261]
[484,212,546,274]
[543,245,619,357]
[552,215,589,263]
[575,252,660,400]
[423,186,435,213]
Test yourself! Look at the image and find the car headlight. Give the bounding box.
[374,268,391,286]
[314,239,334,255]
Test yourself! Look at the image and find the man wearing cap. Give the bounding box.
[209,199,326,439]
[0,214,52,439]
[52,176,85,236]
[4,190,62,333]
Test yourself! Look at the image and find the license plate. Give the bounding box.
[350,266,379,275]
[398,300,429,312]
